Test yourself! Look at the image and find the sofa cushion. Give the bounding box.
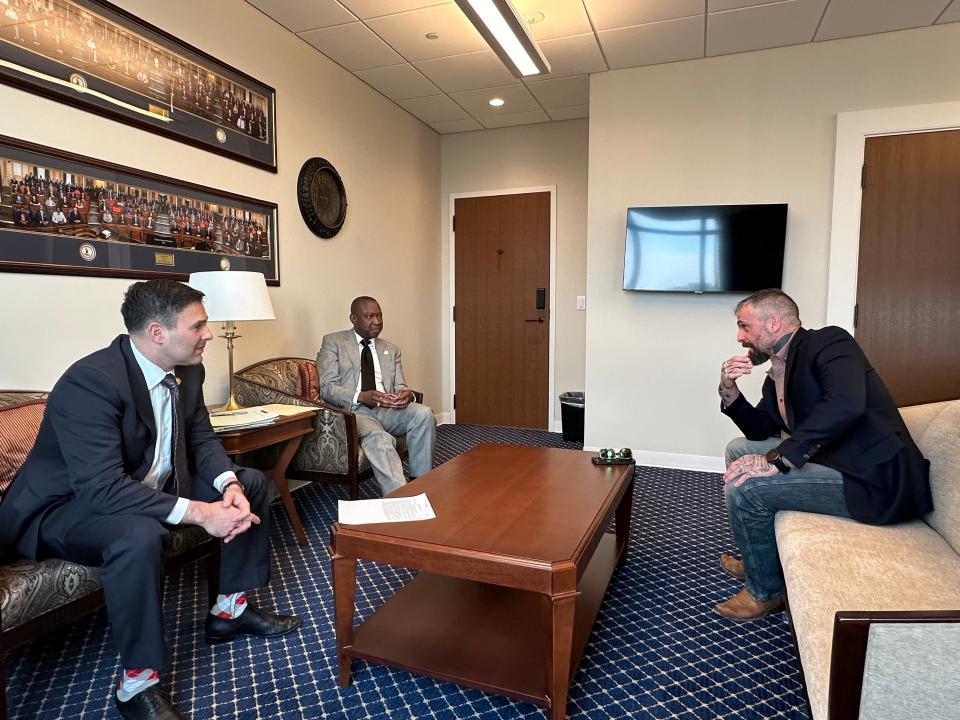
[0,524,212,632]
[775,511,960,720]
[0,399,46,495]
[900,399,960,555]
[297,361,321,402]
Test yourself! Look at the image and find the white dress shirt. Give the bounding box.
[351,331,384,405]
[130,341,235,523]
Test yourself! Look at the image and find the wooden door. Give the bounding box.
[454,192,550,428]
[856,130,960,406]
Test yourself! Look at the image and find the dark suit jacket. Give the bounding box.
[0,335,232,557]
[722,326,932,525]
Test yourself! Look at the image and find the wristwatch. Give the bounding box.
[765,448,791,474]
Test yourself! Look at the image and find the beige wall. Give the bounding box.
[440,119,588,426]
[585,23,960,466]
[0,0,442,405]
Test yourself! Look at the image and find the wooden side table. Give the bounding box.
[217,411,316,545]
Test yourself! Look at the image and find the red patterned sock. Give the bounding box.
[116,668,159,702]
[210,591,247,619]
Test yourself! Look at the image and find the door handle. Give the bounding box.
[525,317,545,323]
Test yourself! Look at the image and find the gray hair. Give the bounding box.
[736,288,800,327]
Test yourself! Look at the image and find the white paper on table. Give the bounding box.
[338,493,436,525]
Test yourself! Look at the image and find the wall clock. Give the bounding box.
[297,157,347,238]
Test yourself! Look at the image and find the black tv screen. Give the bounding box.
[622,203,787,293]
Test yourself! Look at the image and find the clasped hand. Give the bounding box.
[358,389,413,409]
[188,485,260,543]
[723,453,779,486]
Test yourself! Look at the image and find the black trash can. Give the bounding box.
[559,391,585,443]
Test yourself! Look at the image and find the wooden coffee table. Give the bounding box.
[330,444,635,719]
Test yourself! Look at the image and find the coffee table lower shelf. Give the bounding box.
[345,533,622,711]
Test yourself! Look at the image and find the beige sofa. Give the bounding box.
[775,399,960,720]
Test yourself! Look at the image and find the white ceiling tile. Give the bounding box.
[398,94,470,122]
[338,0,448,20]
[537,33,607,78]
[355,63,440,99]
[480,109,551,129]
[939,0,960,23]
[585,0,704,31]
[708,0,828,57]
[708,0,782,11]
[816,0,949,41]
[246,0,356,32]
[449,84,541,116]
[548,104,589,120]
[598,15,705,69]
[366,4,486,61]
[299,22,404,70]
[431,118,485,133]
[525,74,589,108]
[511,0,593,41]
[415,50,519,92]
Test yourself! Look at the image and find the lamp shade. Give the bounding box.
[188,271,275,322]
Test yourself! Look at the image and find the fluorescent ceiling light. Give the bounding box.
[454,0,550,78]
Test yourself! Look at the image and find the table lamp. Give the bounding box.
[188,270,275,411]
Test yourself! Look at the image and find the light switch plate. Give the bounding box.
[576,295,586,310]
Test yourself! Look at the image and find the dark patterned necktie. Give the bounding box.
[360,340,375,392]
[160,374,190,498]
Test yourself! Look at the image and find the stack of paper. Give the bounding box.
[338,493,436,525]
[209,407,280,432]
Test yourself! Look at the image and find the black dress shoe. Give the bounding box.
[204,602,301,645]
[115,686,183,720]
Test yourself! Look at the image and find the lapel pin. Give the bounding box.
[175,377,182,385]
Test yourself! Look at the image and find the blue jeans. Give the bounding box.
[724,437,851,601]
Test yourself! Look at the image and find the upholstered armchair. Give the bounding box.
[232,357,417,500]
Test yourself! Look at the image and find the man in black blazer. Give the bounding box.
[0,280,300,720]
[716,289,931,621]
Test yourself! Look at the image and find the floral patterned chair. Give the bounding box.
[0,391,220,720]
[232,357,420,500]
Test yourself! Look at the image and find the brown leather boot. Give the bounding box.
[719,554,745,580]
[714,588,785,621]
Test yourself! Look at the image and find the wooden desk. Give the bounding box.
[330,444,635,719]
[217,411,316,545]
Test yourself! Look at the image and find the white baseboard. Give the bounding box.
[582,447,724,473]
[553,420,563,432]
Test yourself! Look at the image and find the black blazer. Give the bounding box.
[722,326,932,525]
[0,335,232,557]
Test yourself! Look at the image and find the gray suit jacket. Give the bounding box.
[317,329,409,410]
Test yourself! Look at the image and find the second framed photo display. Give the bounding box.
[0,0,277,171]
[0,135,279,284]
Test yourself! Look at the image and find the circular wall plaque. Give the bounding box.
[297,157,347,238]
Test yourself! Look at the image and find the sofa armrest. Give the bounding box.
[233,375,358,477]
[829,610,960,719]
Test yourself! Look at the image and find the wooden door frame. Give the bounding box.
[449,186,558,429]
[827,100,960,331]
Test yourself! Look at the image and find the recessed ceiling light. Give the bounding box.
[425,32,440,40]
[489,97,505,107]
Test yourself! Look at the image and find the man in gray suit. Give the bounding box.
[317,296,436,495]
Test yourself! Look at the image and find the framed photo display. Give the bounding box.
[0,0,277,171]
[0,135,279,284]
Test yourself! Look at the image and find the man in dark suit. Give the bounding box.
[716,289,931,620]
[0,280,300,719]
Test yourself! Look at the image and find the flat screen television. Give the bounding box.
[622,203,787,293]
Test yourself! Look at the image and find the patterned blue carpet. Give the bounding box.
[6,425,809,719]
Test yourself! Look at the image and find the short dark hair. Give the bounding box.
[735,288,801,326]
[350,296,379,316]
[121,279,204,333]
